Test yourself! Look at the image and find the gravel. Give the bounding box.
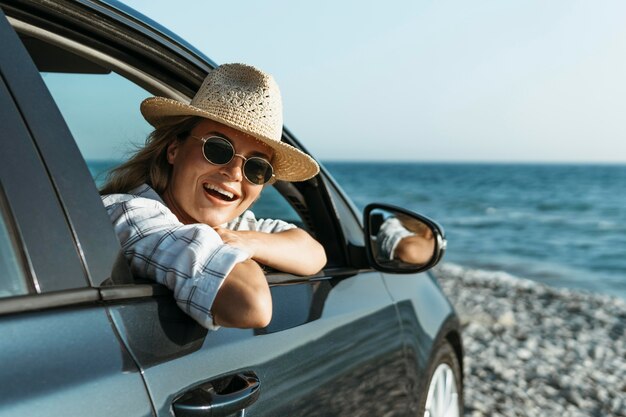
[433,263,626,417]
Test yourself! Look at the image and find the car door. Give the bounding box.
[0,9,153,417]
[1,1,414,415]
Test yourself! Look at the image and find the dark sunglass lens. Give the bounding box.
[203,137,234,165]
[244,158,273,185]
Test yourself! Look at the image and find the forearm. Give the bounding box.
[394,235,435,265]
[249,229,327,275]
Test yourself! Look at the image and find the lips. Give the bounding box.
[203,183,239,202]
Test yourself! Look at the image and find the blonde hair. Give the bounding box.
[100,116,202,195]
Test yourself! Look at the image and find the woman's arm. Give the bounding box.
[393,234,435,265]
[211,259,272,328]
[214,227,327,276]
[103,194,272,329]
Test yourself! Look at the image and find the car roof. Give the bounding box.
[92,0,218,68]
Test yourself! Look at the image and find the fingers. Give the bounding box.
[213,228,254,259]
[214,227,234,241]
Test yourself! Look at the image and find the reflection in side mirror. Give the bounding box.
[364,203,446,274]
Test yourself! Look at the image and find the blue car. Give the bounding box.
[0,1,463,415]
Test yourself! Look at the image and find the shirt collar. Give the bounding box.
[130,184,165,204]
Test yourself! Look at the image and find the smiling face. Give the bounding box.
[162,118,273,226]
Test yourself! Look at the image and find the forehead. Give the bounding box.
[191,118,273,157]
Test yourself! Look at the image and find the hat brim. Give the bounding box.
[141,97,319,182]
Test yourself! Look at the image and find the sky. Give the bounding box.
[112,1,626,162]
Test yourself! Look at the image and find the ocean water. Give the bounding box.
[90,161,626,299]
[324,162,626,299]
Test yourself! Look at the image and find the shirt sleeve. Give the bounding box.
[227,210,297,233]
[377,217,416,261]
[102,194,249,330]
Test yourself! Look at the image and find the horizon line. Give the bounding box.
[85,157,626,166]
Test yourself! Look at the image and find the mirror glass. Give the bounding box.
[367,207,440,271]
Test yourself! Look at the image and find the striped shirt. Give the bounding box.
[102,184,295,329]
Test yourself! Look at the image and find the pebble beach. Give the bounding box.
[433,263,626,417]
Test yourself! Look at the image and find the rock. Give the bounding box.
[432,263,626,417]
[517,348,532,360]
[497,310,515,327]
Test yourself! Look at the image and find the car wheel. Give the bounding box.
[419,340,463,417]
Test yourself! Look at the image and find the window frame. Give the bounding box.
[2,14,132,289]
[0,41,90,297]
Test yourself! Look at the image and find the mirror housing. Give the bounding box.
[363,203,446,274]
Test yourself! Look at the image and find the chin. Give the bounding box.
[198,213,228,227]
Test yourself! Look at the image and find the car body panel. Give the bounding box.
[0,306,153,417]
[107,272,411,416]
[383,272,456,341]
[383,272,462,412]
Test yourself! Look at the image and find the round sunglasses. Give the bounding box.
[190,135,274,185]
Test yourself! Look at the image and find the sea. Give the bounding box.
[324,162,626,300]
[90,161,626,300]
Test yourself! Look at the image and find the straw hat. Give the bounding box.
[140,63,319,182]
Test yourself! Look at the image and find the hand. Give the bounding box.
[213,227,257,260]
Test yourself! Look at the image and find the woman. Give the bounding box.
[101,63,326,330]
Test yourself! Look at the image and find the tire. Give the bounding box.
[418,340,463,417]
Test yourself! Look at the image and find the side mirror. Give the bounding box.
[364,203,446,274]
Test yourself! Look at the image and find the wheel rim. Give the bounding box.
[423,363,460,417]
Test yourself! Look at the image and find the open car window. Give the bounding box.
[41,70,151,187]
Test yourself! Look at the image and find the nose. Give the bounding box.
[219,154,246,181]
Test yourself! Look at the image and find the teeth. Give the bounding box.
[204,183,235,199]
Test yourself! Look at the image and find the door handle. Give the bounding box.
[173,371,260,417]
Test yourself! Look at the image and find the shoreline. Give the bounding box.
[432,263,626,417]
